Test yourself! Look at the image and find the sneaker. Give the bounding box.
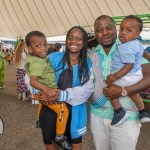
[140,112,150,123]
[18,96,22,100]
[0,86,5,89]
[22,97,30,101]
[54,136,72,150]
[111,109,128,126]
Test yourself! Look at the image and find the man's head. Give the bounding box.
[54,43,62,52]
[94,15,117,49]
[119,15,143,43]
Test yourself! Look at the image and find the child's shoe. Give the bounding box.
[54,135,72,150]
[111,109,128,126]
[140,112,150,123]
[22,97,30,101]
[18,94,22,100]
[0,85,5,89]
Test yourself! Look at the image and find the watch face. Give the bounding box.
[121,87,127,96]
[122,91,127,96]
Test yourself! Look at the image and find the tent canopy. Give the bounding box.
[0,0,150,39]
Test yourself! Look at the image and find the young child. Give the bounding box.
[105,15,150,126]
[24,31,71,149]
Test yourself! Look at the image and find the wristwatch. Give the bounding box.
[121,86,128,96]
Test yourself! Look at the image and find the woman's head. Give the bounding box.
[63,26,89,85]
[65,26,88,56]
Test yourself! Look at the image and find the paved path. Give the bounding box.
[0,63,150,150]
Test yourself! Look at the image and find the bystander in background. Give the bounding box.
[0,49,6,88]
[47,43,62,55]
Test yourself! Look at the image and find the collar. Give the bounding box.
[95,38,120,56]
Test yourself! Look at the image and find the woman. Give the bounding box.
[38,26,94,150]
[14,40,29,101]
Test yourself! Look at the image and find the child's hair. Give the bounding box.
[25,31,45,46]
[124,15,143,32]
[63,26,89,85]
[13,40,25,67]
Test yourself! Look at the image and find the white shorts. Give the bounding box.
[114,70,143,86]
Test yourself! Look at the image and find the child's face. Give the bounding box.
[27,36,48,58]
[67,28,84,54]
[118,18,140,43]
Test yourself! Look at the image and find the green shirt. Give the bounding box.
[25,55,57,88]
[0,51,6,68]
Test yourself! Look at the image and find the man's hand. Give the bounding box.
[103,84,122,100]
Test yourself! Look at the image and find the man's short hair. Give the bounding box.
[55,43,62,49]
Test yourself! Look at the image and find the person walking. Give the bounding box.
[14,40,29,101]
[0,49,6,88]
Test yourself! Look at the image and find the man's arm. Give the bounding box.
[103,63,150,99]
[143,49,150,62]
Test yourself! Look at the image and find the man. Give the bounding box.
[47,43,62,55]
[88,15,150,150]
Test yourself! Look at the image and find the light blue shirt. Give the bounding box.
[112,40,144,74]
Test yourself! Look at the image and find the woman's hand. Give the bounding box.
[103,84,122,100]
[36,91,60,102]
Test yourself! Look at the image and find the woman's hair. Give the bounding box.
[13,40,25,67]
[25,31,45,46]
[62,26,89,85]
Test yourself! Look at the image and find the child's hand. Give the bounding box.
[47,88,60,97]
[105,74,118,85]
[42,86,58,97]
[38,91,59,102]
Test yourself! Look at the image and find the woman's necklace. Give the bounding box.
[70,57,78,66]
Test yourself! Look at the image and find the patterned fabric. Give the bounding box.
[87,49,106,107]
[16,68,28,93]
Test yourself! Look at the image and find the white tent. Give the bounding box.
[0,0,150,39]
